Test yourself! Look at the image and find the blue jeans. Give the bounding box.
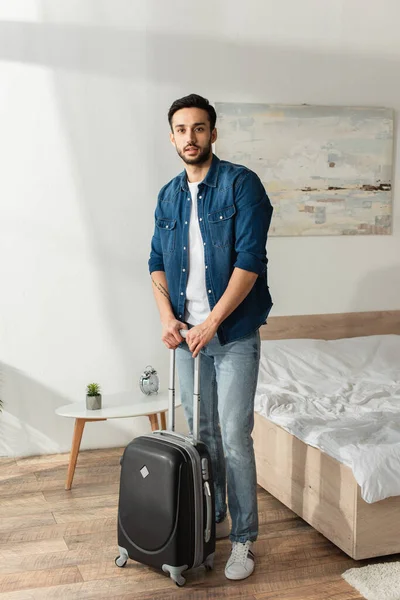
[176,330,261,543]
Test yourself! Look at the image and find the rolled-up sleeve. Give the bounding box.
[233,171,273,275]
[148,211,165,274]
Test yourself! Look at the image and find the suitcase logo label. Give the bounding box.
[140,466,150,479]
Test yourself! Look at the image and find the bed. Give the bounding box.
[253,310,400,560]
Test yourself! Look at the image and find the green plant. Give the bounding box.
[86,383,101,396]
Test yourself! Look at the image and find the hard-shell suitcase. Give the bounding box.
[115,332,216,586]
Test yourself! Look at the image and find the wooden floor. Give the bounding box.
[0,449,395,600]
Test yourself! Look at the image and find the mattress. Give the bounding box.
[254,334,400,503]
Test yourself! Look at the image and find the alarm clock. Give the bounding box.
[139,365,159,395]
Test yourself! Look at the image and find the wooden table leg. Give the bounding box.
[148,414,159,431]
[160,411,167,430]
[65,417,106,490]
[66,418,86,491]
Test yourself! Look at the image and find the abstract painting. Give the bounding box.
[215,103,393,236]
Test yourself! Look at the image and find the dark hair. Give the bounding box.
[168,94,217,131]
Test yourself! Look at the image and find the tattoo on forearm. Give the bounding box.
[152,277,171,300]
[159,282,170,298]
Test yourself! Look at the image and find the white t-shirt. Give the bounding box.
[184,181,210,325]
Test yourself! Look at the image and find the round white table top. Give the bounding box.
[55,390,181,420]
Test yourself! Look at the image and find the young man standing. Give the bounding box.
[148,94,273,580]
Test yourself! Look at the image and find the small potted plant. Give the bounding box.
[86,383,102,410]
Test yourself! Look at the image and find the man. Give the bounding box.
[148,93,273,580]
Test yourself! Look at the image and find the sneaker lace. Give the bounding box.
[230,541,252,566]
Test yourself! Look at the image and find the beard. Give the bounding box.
[176,139,212,165]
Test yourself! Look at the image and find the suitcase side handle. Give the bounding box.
[204,481,212,543]
[167,329,200,443]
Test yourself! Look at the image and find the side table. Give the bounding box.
[55,391,181,490]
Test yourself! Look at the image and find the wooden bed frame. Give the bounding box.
[254,310,400,560]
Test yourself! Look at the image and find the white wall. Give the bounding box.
[0,0,399,457]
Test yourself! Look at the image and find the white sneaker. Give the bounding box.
[224,541,255,580]
[216,519,230,539]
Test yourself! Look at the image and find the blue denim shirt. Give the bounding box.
[148,154,273,345]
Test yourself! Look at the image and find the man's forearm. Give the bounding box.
[151,271,175,323]
[207,267,258,328]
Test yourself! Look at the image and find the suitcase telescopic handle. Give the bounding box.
[167,329,200,443]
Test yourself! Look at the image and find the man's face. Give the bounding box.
[170,107,217,166]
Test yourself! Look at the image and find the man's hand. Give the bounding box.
[161,318,188,349]
[186,319,219,357]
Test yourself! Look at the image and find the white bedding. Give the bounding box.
[254,334,400,503]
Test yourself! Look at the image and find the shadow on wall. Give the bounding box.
[0,362,150,458]
[0,362,71,457]
[351,265,400,314]
[1,19,400,92]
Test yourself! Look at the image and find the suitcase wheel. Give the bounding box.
[162,564,187,586]
[204,552,215,572]
[115,546,129,568]
[115,555,127,568]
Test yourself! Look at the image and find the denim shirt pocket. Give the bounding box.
[156,217,176,254]
[207,204,236,248]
